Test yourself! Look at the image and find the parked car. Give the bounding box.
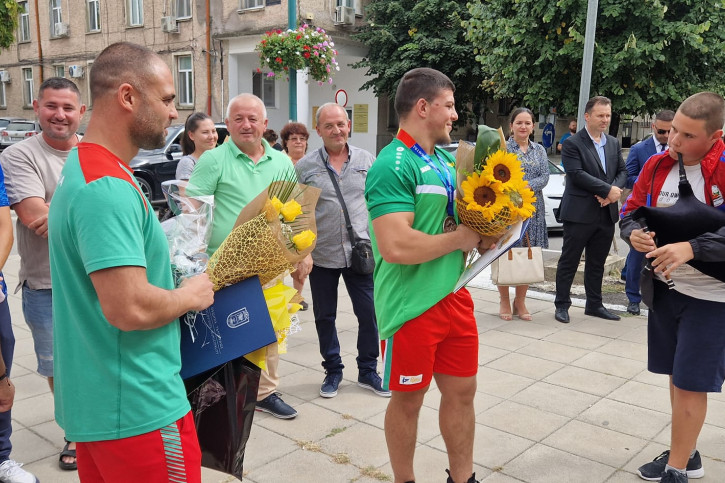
[0,120,41,151]
[130,122,229,204]
[0,117,26,130]
[542,161,565,232]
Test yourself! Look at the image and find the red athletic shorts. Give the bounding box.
[76,411,201,483]
[381,288,479,392]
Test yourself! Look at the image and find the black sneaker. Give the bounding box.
[445,469,479,483]
[255,393,297,419]
[660,469,688,483]
[320,372,342,398]
[637,450,704,481]
[357,371,391,397]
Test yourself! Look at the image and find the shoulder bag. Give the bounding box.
[491,233,544,286]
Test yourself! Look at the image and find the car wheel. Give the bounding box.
[135,176,153,201]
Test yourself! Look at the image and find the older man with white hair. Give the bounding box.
[188,93,302,419]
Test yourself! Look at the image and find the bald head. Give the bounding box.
[316,103,346,124]
[226,94,267,121]
[90,42,165,104]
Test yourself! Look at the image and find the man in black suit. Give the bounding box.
[555,96,628,323]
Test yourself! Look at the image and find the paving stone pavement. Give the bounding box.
[4,246,725,483]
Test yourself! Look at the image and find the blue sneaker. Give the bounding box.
[255,393,297,419]
[357,371,391,397]
[637,450,704,481]
[320,372,342,398]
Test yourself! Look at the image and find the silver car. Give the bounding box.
[0,120,41,151]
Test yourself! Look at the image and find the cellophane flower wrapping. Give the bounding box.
[160,180,215,286]
[455,126,537,237]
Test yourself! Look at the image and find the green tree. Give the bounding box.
[352,0,487,124]
[0,0,20,49]
[465,0,725,117]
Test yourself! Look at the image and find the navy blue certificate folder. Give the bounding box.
[179,275,277,379]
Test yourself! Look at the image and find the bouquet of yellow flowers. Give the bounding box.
[455,125,536,236]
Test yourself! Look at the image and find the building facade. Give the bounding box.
[0,0,384,153]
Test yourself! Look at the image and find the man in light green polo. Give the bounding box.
[188,93,301,419]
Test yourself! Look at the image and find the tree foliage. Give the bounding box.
[352,0,487,123]
[465,0,725,117]
[0,0,20,50]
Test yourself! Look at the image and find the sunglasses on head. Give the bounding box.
[656,129,670,135]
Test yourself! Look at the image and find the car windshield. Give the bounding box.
[7,122,35,131]
[0,121,11,129]
[548,161,564,174]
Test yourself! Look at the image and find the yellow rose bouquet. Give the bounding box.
[455,125,537,237]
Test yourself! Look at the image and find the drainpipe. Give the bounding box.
[288,0,296,121]
[206,0,212,116]
[33,0,44,82]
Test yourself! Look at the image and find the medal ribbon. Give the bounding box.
[397,129,455,217]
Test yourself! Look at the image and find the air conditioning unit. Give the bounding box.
[334,6,355,25]
[161,16,179,33]
[54,22,69,38]
[68,65,84,78]
[0,71,10,83]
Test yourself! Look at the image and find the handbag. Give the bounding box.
[325,157,375,275]
[491,233,545,286]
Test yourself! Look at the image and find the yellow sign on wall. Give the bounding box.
[353,104,368,133]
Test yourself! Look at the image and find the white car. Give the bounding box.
[543,161,565,232]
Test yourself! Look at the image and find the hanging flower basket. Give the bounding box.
[256,24,339,85]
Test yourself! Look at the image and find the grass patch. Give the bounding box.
[332,452,350,464]
[327,426,347,437]
[295,440,321,452]
[360,466,392,481]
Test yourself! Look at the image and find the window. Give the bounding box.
[127,0,143,26]
[176,55,193,106]
[22,68,34,107]
[240,0,263,10]
[87,0,101,32]
[252,72,275,108]
[50,0,63,37]
[54,65,65,78]
[0,82,6,109]
[18,2,30,42]
[175,0,190,19]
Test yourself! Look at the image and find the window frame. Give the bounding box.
[50,0,63,37]
[252,71,276,109]
[0,82,6,109]
[239,0,264,11]
[175,0,191,19]
[127,0,143,27]
[53,64,65,78]
[175,54,194,107]
[18,1,30,42]
[87,0,101,32]
[22,68,34,108]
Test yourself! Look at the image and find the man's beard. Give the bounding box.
[130,102,166,150]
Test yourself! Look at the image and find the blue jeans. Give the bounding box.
[625,249,645,304]
[308,265,379,375]
[21,284,53,377]
[0,298,15,462]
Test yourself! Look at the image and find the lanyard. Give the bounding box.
[397,129,455,216]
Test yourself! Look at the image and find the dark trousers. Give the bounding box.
[555,213,615,310]
[0,298,15,462]
[308,265,379,375]
[625,248,645,304]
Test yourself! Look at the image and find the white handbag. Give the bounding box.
[491,233,545,286]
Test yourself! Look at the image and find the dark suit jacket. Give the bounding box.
[625,136,657,188]
[559,128,627,224]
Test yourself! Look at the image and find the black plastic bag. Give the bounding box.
[184,356,261,481]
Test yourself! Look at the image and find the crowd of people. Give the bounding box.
[0,40,719,483]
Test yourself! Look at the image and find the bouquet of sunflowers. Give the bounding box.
[455,125,536,236]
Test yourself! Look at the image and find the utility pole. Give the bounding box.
[577,0,598,130]
[288,0,297,121]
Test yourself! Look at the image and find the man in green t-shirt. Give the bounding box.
[188,93,302,420]
[365,68,496,483]
[48,42,214,481]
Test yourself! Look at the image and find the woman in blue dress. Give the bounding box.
[497,107,550,320]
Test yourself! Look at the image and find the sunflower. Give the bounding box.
[504,179,537,218]
[460,172,510,221]
[482,150,525,187]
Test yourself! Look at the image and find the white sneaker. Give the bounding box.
[0,460,38,483]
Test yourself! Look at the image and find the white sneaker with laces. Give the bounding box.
[0,460,38,483]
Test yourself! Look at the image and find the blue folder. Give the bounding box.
[179,276,277,379]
